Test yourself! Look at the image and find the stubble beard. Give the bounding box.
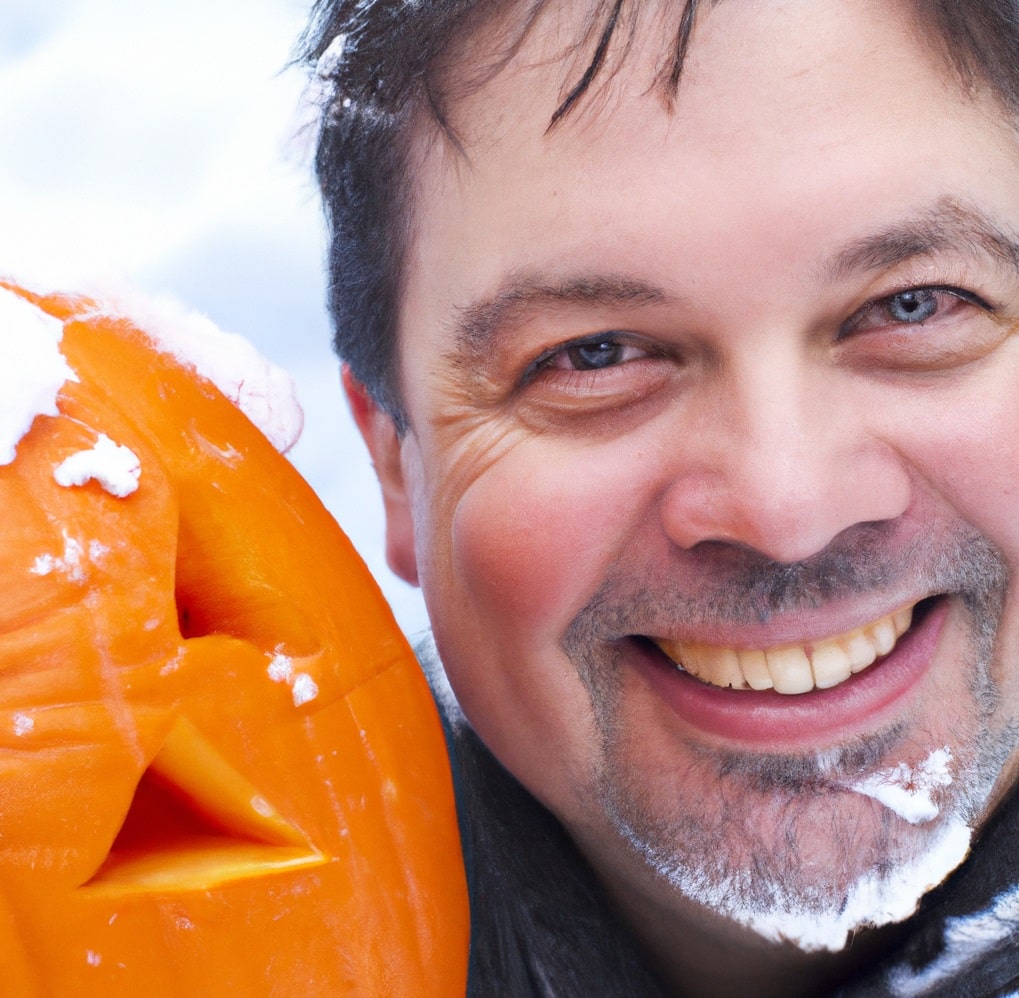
[565,521,1017,952]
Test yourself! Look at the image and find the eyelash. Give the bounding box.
[524,332,655,381]
[839,284,993,336]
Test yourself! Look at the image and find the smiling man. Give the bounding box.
[303,0,1019,994]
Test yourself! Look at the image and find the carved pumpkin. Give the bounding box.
[0,282,468,995]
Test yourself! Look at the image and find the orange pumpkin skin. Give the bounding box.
[0,284,468,996]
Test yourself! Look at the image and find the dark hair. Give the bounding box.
[299,0,1019,431]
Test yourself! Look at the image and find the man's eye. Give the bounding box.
[541,335,647,372]
[564,339,628,369]
[884,289,939,323]
[842,285,989,336]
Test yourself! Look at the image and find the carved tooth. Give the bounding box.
[843,628,878,673]
[765,646,814,694]
[809,641,853,689]
[737,648,773,691]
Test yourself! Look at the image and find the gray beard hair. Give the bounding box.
[563,518,1016,951]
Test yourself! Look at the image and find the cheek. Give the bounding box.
[874,367,1019,708]
[447,443,653,633]
[891,373,1019,553]
[421,440,656,805]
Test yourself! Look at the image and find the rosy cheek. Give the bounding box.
[438,450,629,805]
[448,445,651,634]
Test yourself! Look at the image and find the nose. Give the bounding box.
[658,357,911,564]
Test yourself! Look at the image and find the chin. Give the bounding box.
[593,714,1009,953]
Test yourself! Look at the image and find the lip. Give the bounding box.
[629,598,948,750]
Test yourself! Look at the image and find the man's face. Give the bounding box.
[367,0,1019,949]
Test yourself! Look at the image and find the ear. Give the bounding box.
[343,367,420,586]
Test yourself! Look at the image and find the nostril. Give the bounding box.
[658,425,911,566]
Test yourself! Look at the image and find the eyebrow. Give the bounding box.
[454,273,672,356]
[452,198,1019,356]
[822,196,1019,283]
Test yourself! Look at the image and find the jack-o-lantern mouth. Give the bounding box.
[82,717,324,895]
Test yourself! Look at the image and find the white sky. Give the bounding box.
[0,0,429,635]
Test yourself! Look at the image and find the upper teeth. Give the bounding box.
[654,604,914,695]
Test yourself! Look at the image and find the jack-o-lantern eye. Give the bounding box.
[84,715,324,895]
[0,283,468,995]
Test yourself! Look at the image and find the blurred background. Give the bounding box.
[0,0,430,635]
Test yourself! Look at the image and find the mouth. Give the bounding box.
[653,602,917,695]
[633,597,947,747]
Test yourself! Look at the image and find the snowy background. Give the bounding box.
[0,0,429,636]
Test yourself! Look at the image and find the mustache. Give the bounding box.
[565,519,1008,644]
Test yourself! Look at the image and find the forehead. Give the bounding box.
[397,0,1018,360]
[439,0,928,135]
[423,0,974,159]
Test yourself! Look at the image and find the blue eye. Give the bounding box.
[565,339,628,369]
[841,285,991,340]
[885,289,938,323]
[523,333,649,382]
